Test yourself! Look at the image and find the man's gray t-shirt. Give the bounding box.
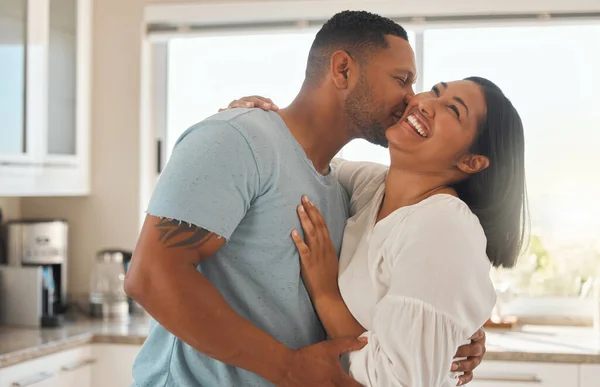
[132,109,350,386]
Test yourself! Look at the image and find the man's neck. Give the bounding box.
[278,88,353,175]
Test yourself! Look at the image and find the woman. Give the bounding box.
[224,77,527,386]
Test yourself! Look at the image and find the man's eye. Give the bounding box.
[395,77,407,85]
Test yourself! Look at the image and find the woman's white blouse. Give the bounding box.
[332,159,496,387]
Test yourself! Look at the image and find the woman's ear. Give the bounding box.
[457,154,490,175]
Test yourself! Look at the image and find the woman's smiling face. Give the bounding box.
[385,80,489,177]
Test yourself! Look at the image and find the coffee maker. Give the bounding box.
[1,219,68,326]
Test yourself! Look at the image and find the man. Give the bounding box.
[125,10,485,387]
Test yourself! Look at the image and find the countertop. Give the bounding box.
[484,325,600,363]
[2,316,600,369]
[0,314,149,368]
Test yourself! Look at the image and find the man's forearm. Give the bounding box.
[314,295,366,339]
[131,262,291,383]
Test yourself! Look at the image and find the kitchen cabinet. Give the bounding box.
[469,361,578,387]
[91,344,141,387]
[0,0,92,196]
[580,364,600,387]
[0,344,141,387]
[0,0,27,160]
[0,345,93,387]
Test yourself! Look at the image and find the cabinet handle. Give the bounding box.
[474,373,542,383]
[11,371,55,386]
[60,357,97,372]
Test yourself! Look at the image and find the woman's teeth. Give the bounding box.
[407,115,427,138]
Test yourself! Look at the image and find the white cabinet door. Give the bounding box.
[91,344,141,387]
[0,0,92,196]
[468,360,578,387]
[0,346,92,387]
[0,0,28,162]
[580,364,600,387]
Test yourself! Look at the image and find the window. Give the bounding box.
[166,30,415,163]
[166,31,316,157]
[423,25,600,298]
[158,21,600,313]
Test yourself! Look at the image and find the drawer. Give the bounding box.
[0,346,93,387]
[469,360,578,387]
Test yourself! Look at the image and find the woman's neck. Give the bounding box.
[377,166,457,223]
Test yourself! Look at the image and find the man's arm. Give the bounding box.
[125,215,291,383]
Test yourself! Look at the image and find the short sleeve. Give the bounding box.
[347,196,496,386]
[147,121,260,239]
[330,158,387,215]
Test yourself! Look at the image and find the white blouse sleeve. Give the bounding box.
[330,158,388,215]
[347,196,496,387]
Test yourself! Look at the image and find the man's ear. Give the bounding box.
[330,50,356,89]
[457,154,490,175]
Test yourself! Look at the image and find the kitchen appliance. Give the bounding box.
[0,266,63,327]
[4,219,69,314]
[89,249,132,320]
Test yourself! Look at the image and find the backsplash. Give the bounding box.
[0,197,21,220]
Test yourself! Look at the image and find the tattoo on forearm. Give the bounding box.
[155,218,214,249]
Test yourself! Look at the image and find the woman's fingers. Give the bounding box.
[226,96,278,111]
[297,204,317,245]
[291,230,311,260]
[301,196,329,237]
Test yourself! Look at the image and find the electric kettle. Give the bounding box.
[89,249,132,320]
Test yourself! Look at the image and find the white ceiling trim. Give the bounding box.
[145,0,600,25]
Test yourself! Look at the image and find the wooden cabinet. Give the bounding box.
[0,0,92,196]
[580,364,600,387]
[469,361,579,387]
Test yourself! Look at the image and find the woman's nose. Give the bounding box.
[418,98,435,118]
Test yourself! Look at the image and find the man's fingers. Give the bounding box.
[471,328,485,341]
[457,371,473,386]
[453,357,480,373]
[327,336,368,355]
[455,341,485,358]
[337,373,364,387]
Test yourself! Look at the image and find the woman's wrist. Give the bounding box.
[312,294,366,339]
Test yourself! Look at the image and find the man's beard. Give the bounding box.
[344,78,389,148]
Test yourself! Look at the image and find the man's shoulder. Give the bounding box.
[204,108,284,140]
[179,109,285,158]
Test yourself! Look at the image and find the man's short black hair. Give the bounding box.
[306,10,409,83]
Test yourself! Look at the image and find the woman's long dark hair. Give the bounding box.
[453,76,529,268]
